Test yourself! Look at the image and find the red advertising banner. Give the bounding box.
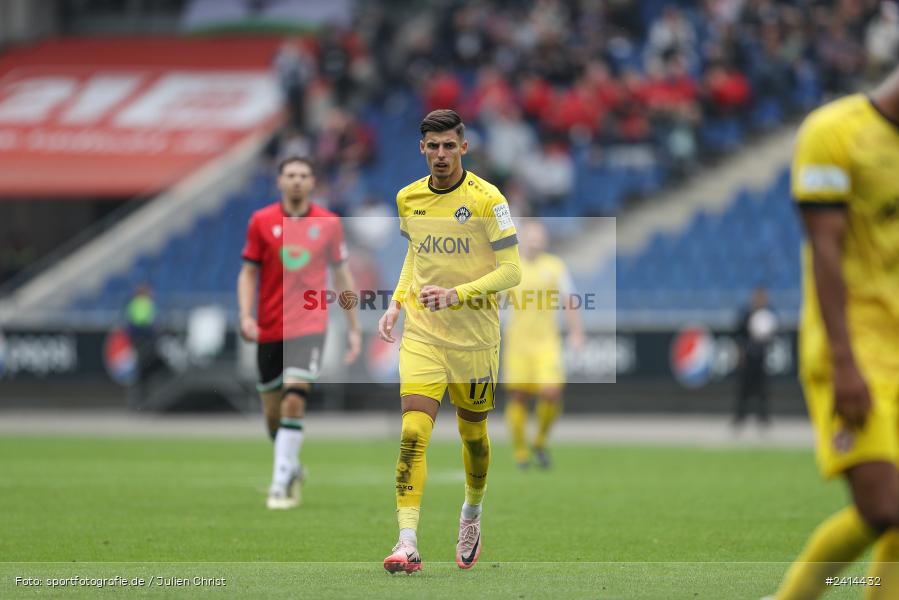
[0,38,285,197]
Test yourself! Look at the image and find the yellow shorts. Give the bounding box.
[502,345,564,394]
[804,375,899,479]
[398,336,499,412]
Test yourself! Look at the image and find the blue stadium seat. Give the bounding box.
[701,117,744,154]
[605,171,802,315]
[750,97,783,130]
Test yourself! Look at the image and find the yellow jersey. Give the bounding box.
[792,94,899,380]
[396,170,519,349]
[503,252,574,352]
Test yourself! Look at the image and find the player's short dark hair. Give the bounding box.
[420,109,465,139]
[277,155,315,175]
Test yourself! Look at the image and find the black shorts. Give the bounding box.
[256,334,325,392]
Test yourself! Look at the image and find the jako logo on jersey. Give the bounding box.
[308,224,320,239]
[413,209,426,215]
[670,325,714,388]
[454,206,472,224]
[272,224,282,238]
[104,327,137,386]
[280,245,311,271]
[417,235,471,254]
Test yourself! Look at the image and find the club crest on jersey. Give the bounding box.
[280,245,310,271]
[454,206,472,224]
[833,428,855,454]
[272,224,282,238]
[308,224,320,239]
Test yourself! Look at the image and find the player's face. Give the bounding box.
[522,222,548,257]
[278,162,315,202]
[420,131,467,181]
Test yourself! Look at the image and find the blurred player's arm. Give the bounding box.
[801,207,870,425]
[560,265,585,351]
[332,261,361,363]
[237,261,259,342]
[327,218,360,362]
[793,111,869,427]
[239,214,263,342]
[801,211,850,359]
[734,309,748,366]
[420,244,522,311]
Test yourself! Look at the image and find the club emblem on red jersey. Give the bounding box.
[280,245,310,271]
[308,224,320,239]
[272,224,282,238]
[454,206,472,224]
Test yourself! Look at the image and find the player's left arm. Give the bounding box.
[418,246,522,311]
[419,195,522,311]
[331,261,361,364]
[328,220,361,363]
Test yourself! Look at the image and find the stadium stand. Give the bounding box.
[68,165,800,327]
[3,0,887,328]
[69,168,278,316]
[614,168,801,316]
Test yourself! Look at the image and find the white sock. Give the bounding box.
[399,528,417,545]
[461,501,482,520]
[271,420,303,489]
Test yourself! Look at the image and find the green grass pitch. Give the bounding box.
[0,435,870,598]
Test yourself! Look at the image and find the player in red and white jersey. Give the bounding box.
[238,156,361,509]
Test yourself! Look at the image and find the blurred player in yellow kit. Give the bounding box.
[377,109,521,573]
[503,220,584,470]
[770,66,899,600]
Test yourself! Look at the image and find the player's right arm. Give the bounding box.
[793,110,870,427]
[559,261,585,351]
[378,192,413,343]
[237,263,259,341]
[238,213,263,342]
[801,209,870,427]
[379,244,412,343]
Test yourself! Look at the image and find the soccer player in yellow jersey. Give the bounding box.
[503,220,585,469]
[770,66,899,600]
[377,109,522,573]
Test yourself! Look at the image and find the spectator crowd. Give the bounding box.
[265,0,899,218]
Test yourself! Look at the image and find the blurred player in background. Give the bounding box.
[124,282,162,383]
[770,66,899,600]
[238,156,361,510]
[377,109,521,573]
[503,220,585,470]
[732,286,777,431]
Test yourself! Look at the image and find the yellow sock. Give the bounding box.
[866,529,899,599]
[395,410,433,532]
[776,506,878,600]
[534,398,561,449]
[457,415,490,506]
[505,400,529,464]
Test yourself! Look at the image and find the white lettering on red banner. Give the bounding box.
[0,38,284,197]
